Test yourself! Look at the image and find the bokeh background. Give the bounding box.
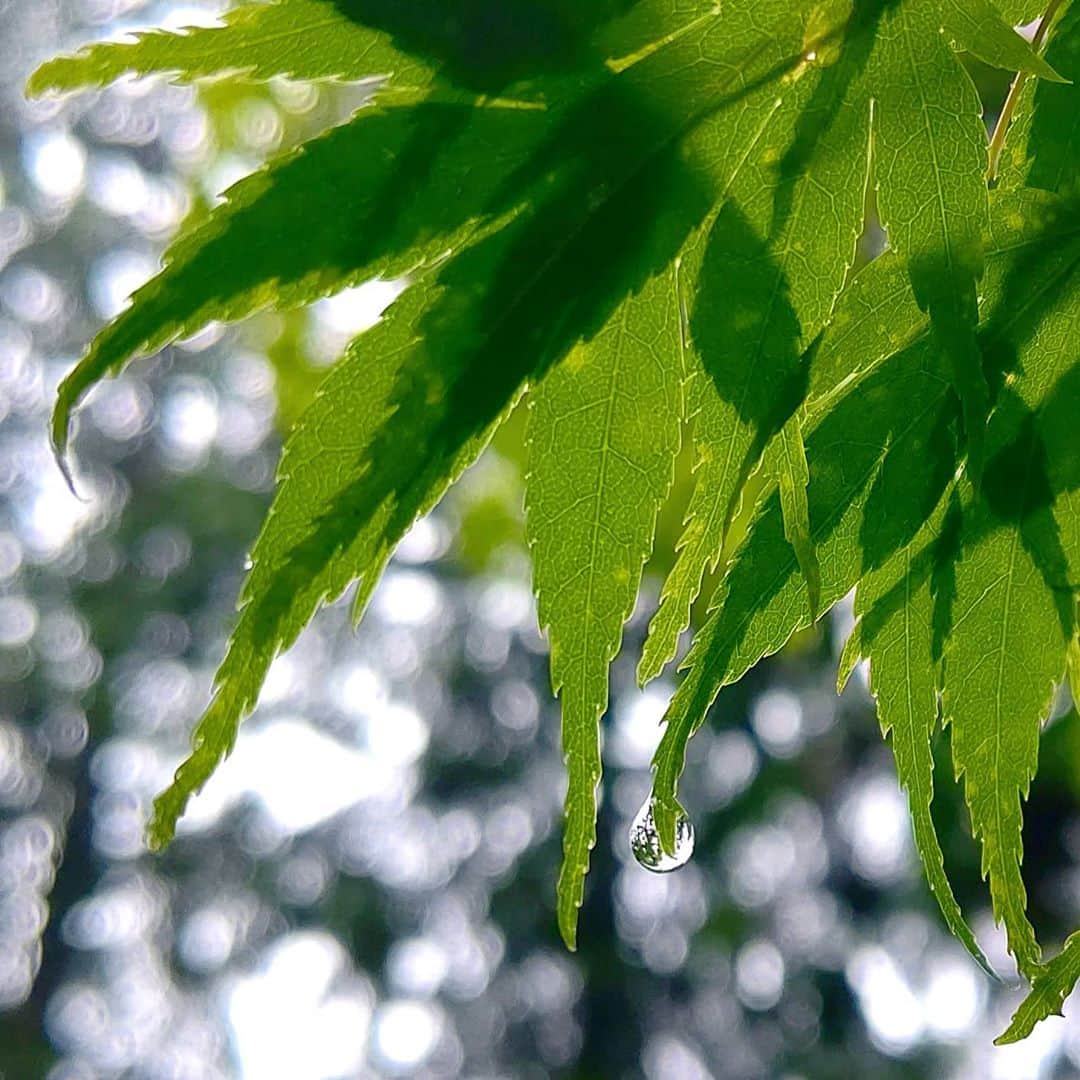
[3,2,1080,1077]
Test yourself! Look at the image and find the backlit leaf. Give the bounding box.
[35,2,1080,1029]
[649,191,1080,856]
[842,498,993,975]
[27,0,427,93]
[998,932,1080,1043]
[942,193,1080,977]
[527,264,682,948]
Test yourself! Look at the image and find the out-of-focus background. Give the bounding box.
[4,2,1080,1077]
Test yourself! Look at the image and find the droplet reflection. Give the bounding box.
[630,799,694,873]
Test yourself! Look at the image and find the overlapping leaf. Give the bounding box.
[520,0,869,943]
[640,0,1051,681]
[945,186,1080,1014]
[1001,0,1080,192]
[128,0,882,946]
[838,494,993,975]
[42,1,717,459]
[30,0,1080,1031]
[647,189,1080,865]
[137,0,828,862]
[41,91,582,460]
[649,252,960,852]
[840,187,1080,991]
[638,37,874,678]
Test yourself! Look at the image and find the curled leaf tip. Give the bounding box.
[50,423,88,502]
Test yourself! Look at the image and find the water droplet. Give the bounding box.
[629,798,695,872]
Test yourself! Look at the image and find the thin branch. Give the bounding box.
[987,0,1067,184]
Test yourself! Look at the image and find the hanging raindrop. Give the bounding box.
[629,798,695,873]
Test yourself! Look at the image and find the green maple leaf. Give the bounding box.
[999,932,1080,1044]
[139,0,816,874]
[639,0,1056,682]
[1001,0,1079,192]
[648,187,1080,907]
[942,196,1080,998]
[42,94,581,463]
[71,0,855,947]
[649,245,959,853]
[29,0,1080,1020]
[526,264,683,948]
[26,0,430,93]
[838,493,994,977]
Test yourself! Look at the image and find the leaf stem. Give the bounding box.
[986,0,1066,184]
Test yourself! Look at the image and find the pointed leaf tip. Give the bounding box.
[50,413,87,503]
[146,806,176,853]
[528,262,683,954]
[25,65,58,99]
[558,909,579,952]
[996,933,1080,1044]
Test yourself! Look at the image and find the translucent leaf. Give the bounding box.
[37,0,1080,997]
[843,498,994,975]
[641,0,1040,683]
[650,297,959,850]
[148,1,794,843]
[46,1,733,460]
[940,0,1065,81]
[871,0,991,478]
[50,98,565,459]
[648,190,1080,856]
[942,194,1080,978]
[998,932,1080,1044]
[27,0,427,93]
[527,264,682,948]
[639,7,874,679]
